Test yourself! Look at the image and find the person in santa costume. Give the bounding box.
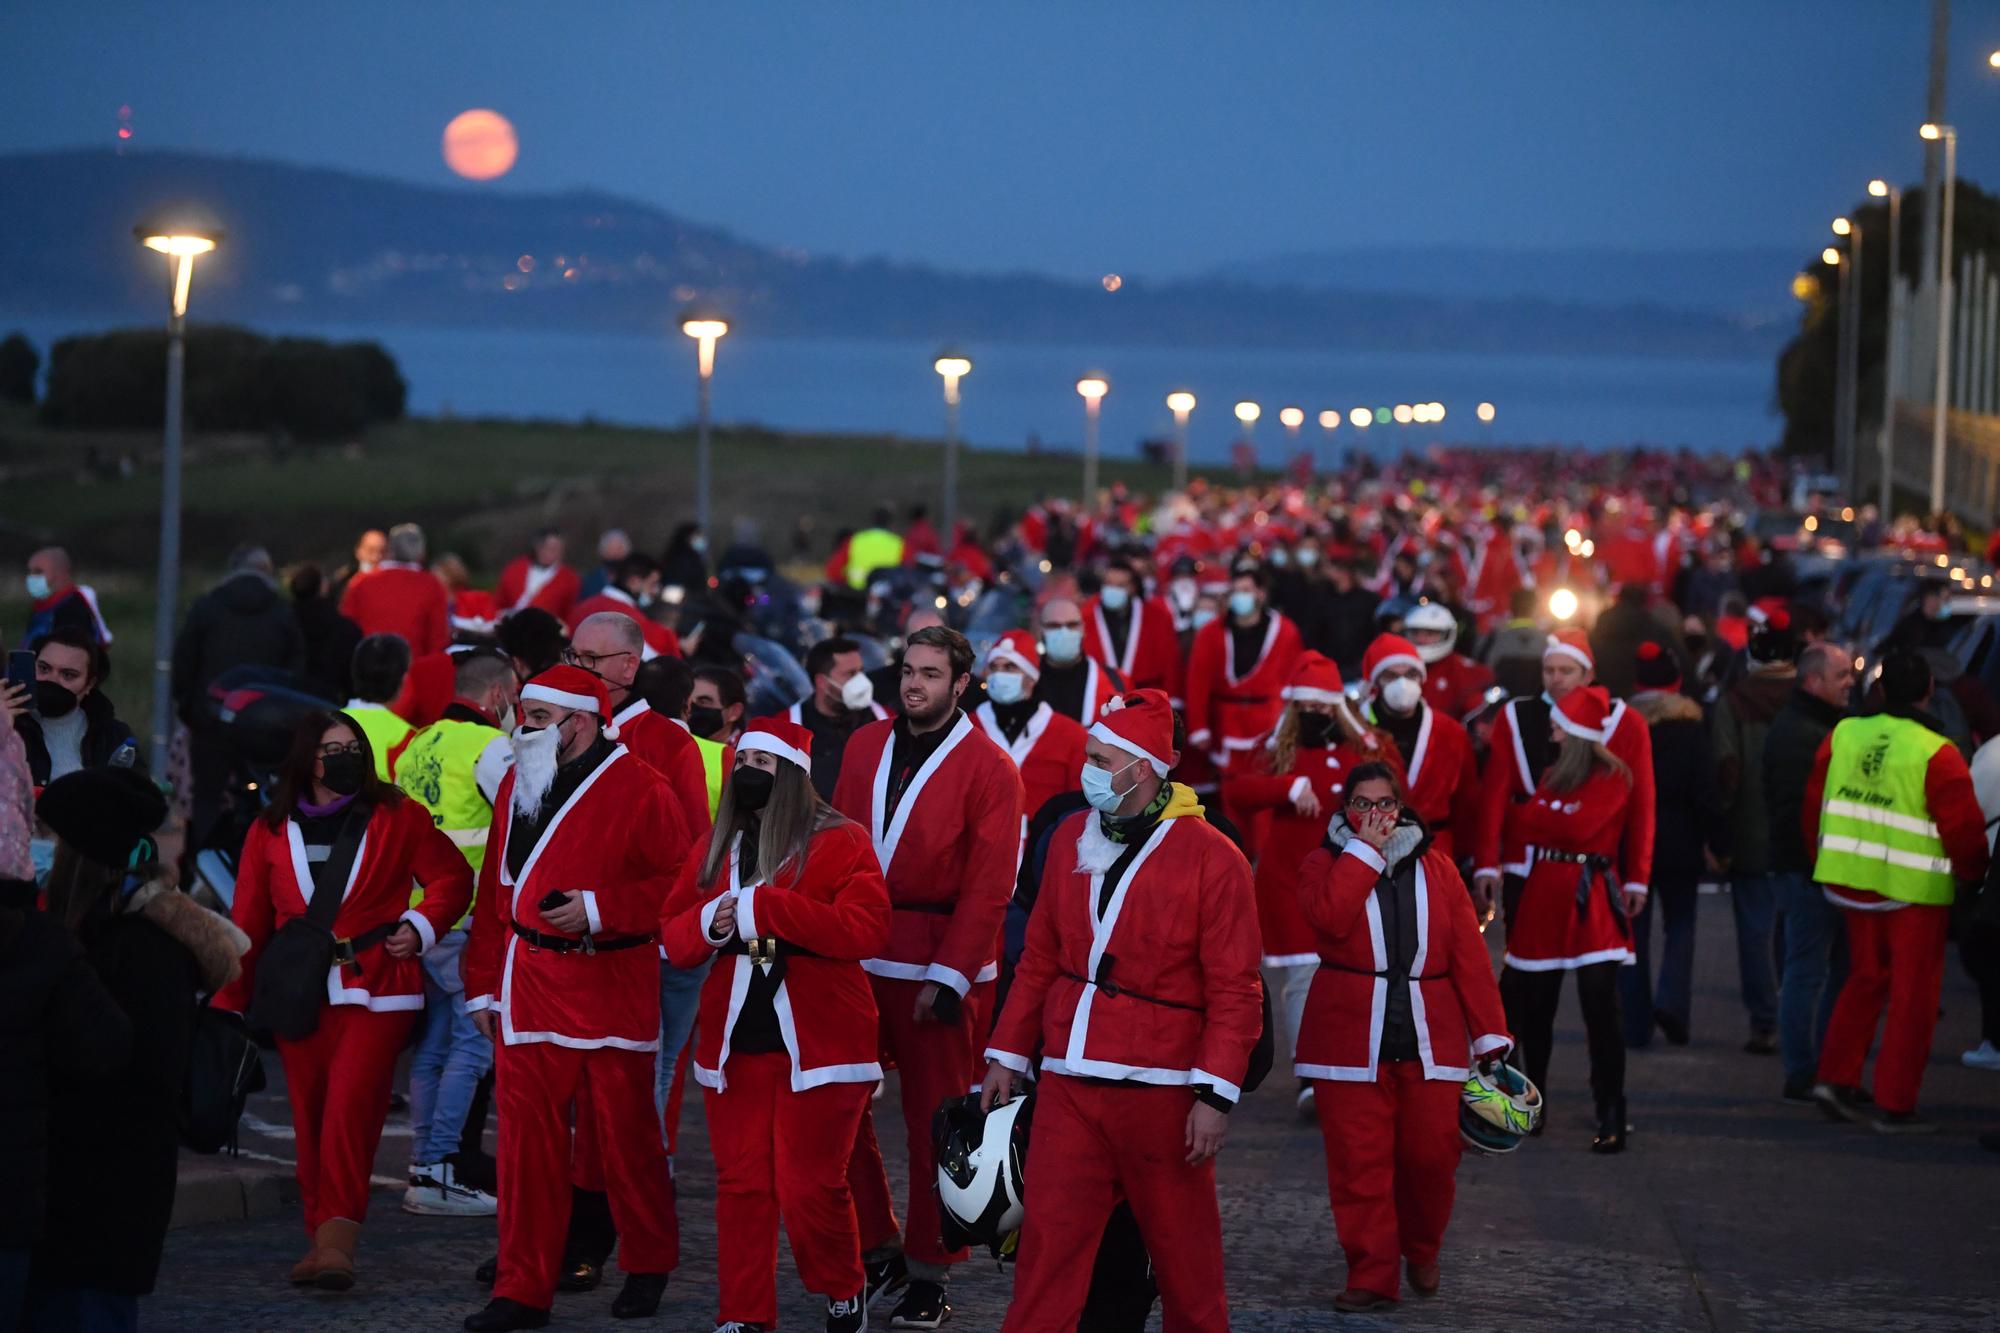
[1220,650,1377,1119]
[1469,629,1654,932]
[216,709,472,1291]
[565,553,683,659]
[1494,685,1646,1153]
[1359,633,1480,864]
[1401,600,1496,723]
[1294,760,1513,1312]
[1183,561,1305,854]
[982,688,1262,1333]
[1036,595,1130,726]
[661,718,891,1333]
[459,666,696,1331]
[1084,556,1183,700]
[497,527,581,620]
[830,625,1024,1329]
[976,630,1090,823]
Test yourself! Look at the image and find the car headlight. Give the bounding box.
[1549,588,1579,621]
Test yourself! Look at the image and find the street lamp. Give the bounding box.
[1077,375,1109,501]
[134,207,224,774]
[1279,405,1304,457]
[1870,177,1903,515]
[1165,390,1195,492]
[934,351,971,542]
[1233,401,1260,474]
[1830,217,1863,495]
[1920,122,1956,515]
[1317,409,1339,473]
[680,308,729,534]
[1476,401,1496,423]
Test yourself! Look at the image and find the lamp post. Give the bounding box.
[680,308,729,534]
[1279,405,1304,470]
[1317,409,1340,473]
[1077,375,1108,501]
[1920,122,1956,515]
[934,351,971,542]
[1165,391,1195,492]
[1233,401,1260,474]
[1831,218,1863,494]
[1871,178,1903,515]
[134,210,222,775]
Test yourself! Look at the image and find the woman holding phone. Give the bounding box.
[661,717,890,1333]
[216,709,471,1291]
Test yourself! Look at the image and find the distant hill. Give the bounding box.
[0,148,1785,359]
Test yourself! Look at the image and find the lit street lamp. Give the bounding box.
[1166,390,1196,492]
[134,208,223,774]
[1077,375,1109,501]
[1830,218,1863,494]
[1317,408,1339,472]
[1869,178,1904,515]
[1918,123,1957,514]
[1476,401,1496,423]
[934,351,971,542]
[680,308,729,533]
[1279,405,1304,463]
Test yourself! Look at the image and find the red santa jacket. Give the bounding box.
[1502,766,1643,969]
[1084,595,1184,702]
[1367,702,1478,863]
[1293,832,1510,1082]
[497,558,581,620]
[391,651,456,729]
[566,589,682,659]
[661,819,891,1092]
[1222,737,1377,965]
[338,564,449,658]
[1422,652,1497,723]
[462,747,694,1049]
[1183,612,1305,768]
[613,699,715,836]
[830,713,1024,997]
[1472,695,1655,893]
[973,700,1088,827]
[986,791,1263,1105]
[216,795,471,1014]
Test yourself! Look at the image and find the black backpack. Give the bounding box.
[181,1004,266,1154]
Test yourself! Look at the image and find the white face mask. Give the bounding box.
[1170,578,1198,609]
[510,722,564,815]
[986,671,1027,706]
[1042,626,1083,664]
[1379,676,1424,714]
[1099,585,1131,613]
[840,672,876,711]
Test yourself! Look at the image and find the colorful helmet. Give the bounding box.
[1403,601,1458,664]
[1460,1060,1543,1155]
[934,1091,1033,1253]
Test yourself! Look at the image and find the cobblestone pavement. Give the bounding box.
[148,891,2000,1331]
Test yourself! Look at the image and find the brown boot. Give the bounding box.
[312,1218,360,1291]
[287,1241,322,1285]
[1408,1260,1441,1297]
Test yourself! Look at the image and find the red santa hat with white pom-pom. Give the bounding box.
[1090,688,1177,777]
[520,665,620,739]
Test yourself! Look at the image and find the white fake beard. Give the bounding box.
[510,725,562,816]
[1074,811,1123,875]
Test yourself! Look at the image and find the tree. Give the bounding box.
[0,331,37,405]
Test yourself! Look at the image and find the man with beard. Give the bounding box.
[833,626,1023,1329]
[784,637,889,799]
[460,666,694,1331]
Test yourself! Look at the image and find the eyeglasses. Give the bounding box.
[564,647,633,672]
[317,742,364,759]
[1347,796,1400,814]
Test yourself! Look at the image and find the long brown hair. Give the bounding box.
[1269,698,1372,776]
[699,758,846,887]
[1543,731,1631,795]
[263,709,404,830]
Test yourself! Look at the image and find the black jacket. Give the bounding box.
[1589,598,1681,700]
[1633,691,1724,877]
[173,573,307,726]
[15,688,142,786]
[1762,688,1848,874]
[1299,583,1382,680]
[0,898,133,1250]
[293,592,362,704]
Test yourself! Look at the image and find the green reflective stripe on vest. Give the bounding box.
[1813,715,1956,905]
[694,735,727,819]
[344,706,413,781]
[396,717,502,925]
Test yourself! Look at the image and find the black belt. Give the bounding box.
[722,937,823,962]
[1061,954,1202,1013]
[332,922,401,972]
[510,920,655,955]
[1535,849,1629,936]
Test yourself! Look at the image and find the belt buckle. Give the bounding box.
[747,937,776,968]
[332,937,357,968]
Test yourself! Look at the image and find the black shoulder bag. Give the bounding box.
[247,802,373,1041]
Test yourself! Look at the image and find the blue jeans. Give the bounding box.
[1775,871,1851,1084]
[25,1284,138,1333]
[1619,876,1698,1046]
[656,959,713,1152]
[406,929,493,1166]
[1730,873,1781,1035]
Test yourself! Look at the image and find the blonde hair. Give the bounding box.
[1269,697,1372,775]
[699,760,845,888]
[1544,731,1631,795]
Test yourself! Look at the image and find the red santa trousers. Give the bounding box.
[569,1041,695,1189]
[1816,902,1950,1115]
[1313,1063,1463,1302]
[848,975,974,1268]
[277,1006,416,1232]
[494,1039,680,1309]
[1002,1075,1229,1333]
[706,1053,872,1326]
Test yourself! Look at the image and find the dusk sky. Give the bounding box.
[6,2,2000,280]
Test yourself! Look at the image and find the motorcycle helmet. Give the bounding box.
[1460,1060,1543,1155]
[934,1091,1033,1253]
[1403,601,1458,665]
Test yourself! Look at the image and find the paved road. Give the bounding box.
[148,889,2000,1331]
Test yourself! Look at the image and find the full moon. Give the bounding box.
[442,109,518,180]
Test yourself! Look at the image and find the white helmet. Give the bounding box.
[934,1092,1032,1252]
[1404,601,1458,664]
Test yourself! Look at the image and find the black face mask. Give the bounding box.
[1296,712,1338,749]
[320,752,368,796]
[688,705,726,739]
[34,680,79,719]
[733,766,775,812]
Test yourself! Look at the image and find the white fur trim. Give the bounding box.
[1283,685,1346,705]
[521,683,601,714]
[1368,652,1424,681]
[987,642,1041,681]
[1087,720,1172,776]
[1543,636,1593,670]
[738,732,811,773]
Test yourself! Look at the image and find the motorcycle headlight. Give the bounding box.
[1548,588,1579,621]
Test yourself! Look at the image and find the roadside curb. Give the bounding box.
[170,1158,290,1230]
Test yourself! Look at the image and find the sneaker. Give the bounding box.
[1872,1110,1938,1135]
[1780,1076,1816,1107]
[1295,1082,1317,1122]
[1812,1083,1870,1125]
[1962,1040,2000,1072]
[404,1161,499,1217]
[715,1324,769,1333]
[827,1291,867,1333]
[890,1280,951,1329]
[863,1252,908,1308]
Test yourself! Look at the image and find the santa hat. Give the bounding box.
[1363,634,1426,683]
[521,665,619,739]
[737,717,812,773]
[1747,599,1798,665]
[1280,651,1346,705]
[1748,596,1791,628]
[1633,641,1680,693]
[1090,688,1176,777]
[1553,685,1615,744]
[986,629,1041,681]
[1544,628,1594,672]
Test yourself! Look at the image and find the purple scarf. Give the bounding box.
[297,791,356,819]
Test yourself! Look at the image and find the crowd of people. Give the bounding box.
[5,443,2000,1332]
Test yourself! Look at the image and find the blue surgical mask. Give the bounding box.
[1192,608,1218,630]
[25,573,50,600]
[1042,627,1083,664]
[986,671,1026,705]
[1099,585,1131,613]
[1228,591,1259,619]
[1081,755,1145,813]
